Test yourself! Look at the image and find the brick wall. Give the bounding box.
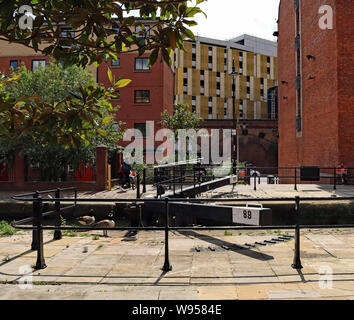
[278,0,354,180]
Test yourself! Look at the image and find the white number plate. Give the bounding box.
[232,207,261,226]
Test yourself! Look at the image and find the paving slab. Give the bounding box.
[2,229,354,299]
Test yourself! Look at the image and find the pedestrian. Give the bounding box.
[120,161,132,189]
[129,170,137,190]
[336,163,348,185]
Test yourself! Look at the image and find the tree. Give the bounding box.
[0,62,130,146]
[0,62,127,181]
[0,1,205,149]
[161,103,203,133]
[161,103,203,161]
[0,0,206,68]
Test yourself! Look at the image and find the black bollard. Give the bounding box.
[35,196,46,270]
[292,196,303,269]
[162,197,172,272]
[53,189,62,240]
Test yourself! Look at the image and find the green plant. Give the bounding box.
[2,254,10,262]
[0,221,17,237]
[80,233,90,237]
[60,216,76,237]
[224,230,233,236]
[92,235,100,240]
[0,1,206,68]
[98,244,104,249]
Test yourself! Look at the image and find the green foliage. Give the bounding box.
[161,103,203,133]
[92,235,100,240]
[0,1,206,68]
[224,230,233,236]
[0,221,17,237]
[0,62,129,180]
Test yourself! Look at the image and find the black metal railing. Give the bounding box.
[241,166,354,192]
[11,190,354,272]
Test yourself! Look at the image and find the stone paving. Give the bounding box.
[1,228,354,299]
[1,183,353,203]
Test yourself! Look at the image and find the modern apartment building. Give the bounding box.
[0,27,280,168]
[277,0,354,174]
[173,34,278,121]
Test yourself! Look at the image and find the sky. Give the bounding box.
[189,0,280,42]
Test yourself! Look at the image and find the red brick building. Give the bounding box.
[277,0,354,175]
[97,54,174,148]
[0,46,174,152]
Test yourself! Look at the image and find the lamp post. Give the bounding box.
[229,59,239,174]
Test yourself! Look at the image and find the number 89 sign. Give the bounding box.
[232,204,272,226]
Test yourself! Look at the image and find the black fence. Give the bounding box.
[11,190,354,272]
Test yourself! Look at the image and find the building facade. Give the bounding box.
[0,30,280,168]
[0,24,174,150]
[172,35,279,167]
[277,0,354,175]
[173,34,278,121]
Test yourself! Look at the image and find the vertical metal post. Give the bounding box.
[172,166,176,196]
[35,195,46,270]
[74,188,77,207]
[31,191,39,250]
[294,167,298,191]
[162,197,172,271]
[245,165,250,185]
[333,167,337,190]
[292,196,303,269]
[53,188,62,240]
[143,168,146,193]
[254,175,257,191]
[193,164,196,198]
[180,165,183,193]
[137,173,140,199]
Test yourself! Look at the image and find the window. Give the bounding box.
[135,58,150,71]
[224,99,228,116]
[134,123,148,137]
[111,90,120,100]
[10,60,18,69]
[134,90,150,104]
[192,96,196,112]
[135,25,151,38]
[111,58,120,67]
[32,60,46,72]
[61,28,75,38]
[135,25,151,45]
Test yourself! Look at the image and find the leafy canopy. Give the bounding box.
[0,62,127,180]
[161,103,203,133]
[0,0,207,68]
[0,61,130,148]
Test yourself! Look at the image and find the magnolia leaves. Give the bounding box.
[0,67,131,148]
[0,0,206,68]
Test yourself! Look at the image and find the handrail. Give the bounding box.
[10,188,354,271]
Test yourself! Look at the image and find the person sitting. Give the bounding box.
[336,163,348,185]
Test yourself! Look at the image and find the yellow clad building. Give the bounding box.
[172,34,278,121]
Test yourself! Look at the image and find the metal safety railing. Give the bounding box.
[10,190,354,272]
